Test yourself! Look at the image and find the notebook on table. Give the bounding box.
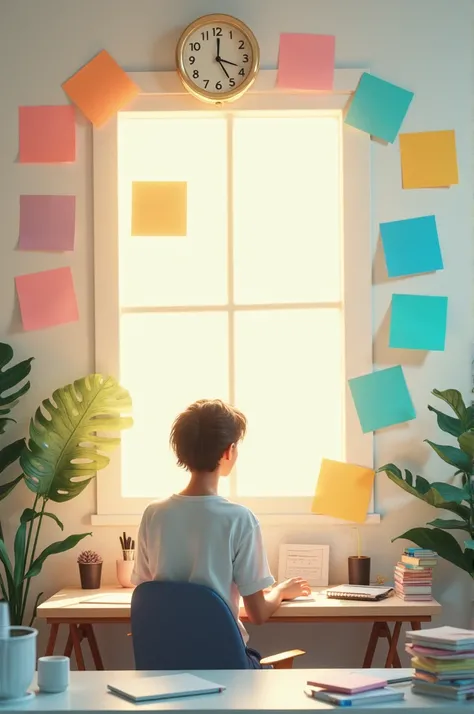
[107,673,225,702]
[306,672,387,694]
[326,584,393,601]
[305,686,405,706]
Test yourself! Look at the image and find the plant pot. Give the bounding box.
[348,556,371,585]
[0,626,37,702]
[78,563,102,590]
[116,559,134,588]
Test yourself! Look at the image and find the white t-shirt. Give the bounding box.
[131,494,275,642]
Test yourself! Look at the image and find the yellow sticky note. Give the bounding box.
[312,459,375,523]
[399,130,458,189]
[131,182,187,236]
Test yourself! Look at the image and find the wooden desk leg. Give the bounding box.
[69,624,86,671]
[362,622,383,667]
[384,621,402,668]
[410,621,421,631]
[45,623,59,656]
[83,624,104,671]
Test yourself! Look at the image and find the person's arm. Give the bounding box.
[130,510,152,585]
[243,578,310,625]
[233,520,310,625]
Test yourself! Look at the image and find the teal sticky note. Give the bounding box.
[349,366,416,433]
[390,294,448,351]
[345,73,414,143]
[380,215,443,278]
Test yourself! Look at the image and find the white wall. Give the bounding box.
[0,0,472,669]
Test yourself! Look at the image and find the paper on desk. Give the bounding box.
[80,593,133,605]
[278,543,329,587]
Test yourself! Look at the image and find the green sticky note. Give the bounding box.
[349,366,416,434]
[390,294,448,351]
[345,72,414,143]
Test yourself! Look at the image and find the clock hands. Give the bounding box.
[215,38,238,80]
[219,58,238,67]
[217,58,230,78]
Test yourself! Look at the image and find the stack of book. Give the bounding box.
[407,625,474,701]
[305,672,405,706]
[394,547,437,601]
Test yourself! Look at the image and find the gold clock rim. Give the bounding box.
[176,13,260,104]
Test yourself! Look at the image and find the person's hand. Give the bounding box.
[276,577,311,601]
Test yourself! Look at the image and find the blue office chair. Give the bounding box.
[131,581,304,670]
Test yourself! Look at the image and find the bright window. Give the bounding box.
[93,72,372,523]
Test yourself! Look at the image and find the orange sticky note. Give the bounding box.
[62,50,139,127]
[277,34,335,90]
[15,267,79,331]
[399,130,458,189]
[131,182,187,236]
[19,106,75,163]
[312,459,375,523]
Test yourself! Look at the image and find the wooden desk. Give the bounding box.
[36,587,441,672]
[3,669,466,714]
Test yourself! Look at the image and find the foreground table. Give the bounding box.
[36,587,441,671]
[4,669,471,714]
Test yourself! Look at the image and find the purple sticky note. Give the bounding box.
[19,195,75,251]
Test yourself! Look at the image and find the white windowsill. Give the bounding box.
[90,513,381,527]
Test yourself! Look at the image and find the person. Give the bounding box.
[131,398,310,669]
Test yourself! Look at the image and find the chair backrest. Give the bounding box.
[131,581,250,670]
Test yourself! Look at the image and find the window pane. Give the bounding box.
[233,117,341,305]
[118,117,228,307]
[234,309,343,497]
[120,312,229,497]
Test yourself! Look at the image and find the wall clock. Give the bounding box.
[176,14,260,104]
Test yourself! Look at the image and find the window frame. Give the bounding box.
[92,69,376,526]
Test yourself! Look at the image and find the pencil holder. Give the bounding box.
[116,559,134,588]
[348,555,371,585]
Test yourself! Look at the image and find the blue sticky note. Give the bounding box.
[345,73,414,143]
[380,215,443,278]
[390,294,448,351]
[349,366,416,433]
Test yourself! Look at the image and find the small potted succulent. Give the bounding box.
[77,550,103,590]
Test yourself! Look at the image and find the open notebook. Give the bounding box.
[107,673,225,702]
[326,585,393,601]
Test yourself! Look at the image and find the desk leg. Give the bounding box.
[69,624,86,671]
[45,623,59,656]
[362,622,383,667]
[83,624,104,670]
[410,621,421,631]
[384,622,402,668]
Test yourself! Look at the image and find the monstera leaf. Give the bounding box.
[20,374,132,502]
[379,463,471,521]
[0,343,33,435]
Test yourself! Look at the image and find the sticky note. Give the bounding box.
[15,267,79,331]
[62,50,139,127]
[131,182,187,236]
[349,366,416,433]
[344,73,413,143]
[277,34,335,90]
[312,459,375,523]
[19,195,75,251]
[380,215,443,278]
[19,106,75,163]
[390,294,448,351]
[399,130,458,188]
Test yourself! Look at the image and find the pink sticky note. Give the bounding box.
[15,267,79,331]
[277,34,335,90]
[19,105,76,163]
[19,195,76,251]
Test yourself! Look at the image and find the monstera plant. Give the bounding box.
[379,389,474,580]
[0,342,132,625]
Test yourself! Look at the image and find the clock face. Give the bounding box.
[180,20,257,98]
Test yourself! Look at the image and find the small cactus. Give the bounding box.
[77,550,103,565]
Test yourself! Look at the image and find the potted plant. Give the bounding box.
[378,389,474,581]
[0,341,133,625]
[77,550,103,590]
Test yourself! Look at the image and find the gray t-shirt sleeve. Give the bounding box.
[233,522,275,597]
[131,509,152,585]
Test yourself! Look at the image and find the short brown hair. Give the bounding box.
[169,399,247,472]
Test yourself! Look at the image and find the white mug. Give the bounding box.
[37,655,70,693]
